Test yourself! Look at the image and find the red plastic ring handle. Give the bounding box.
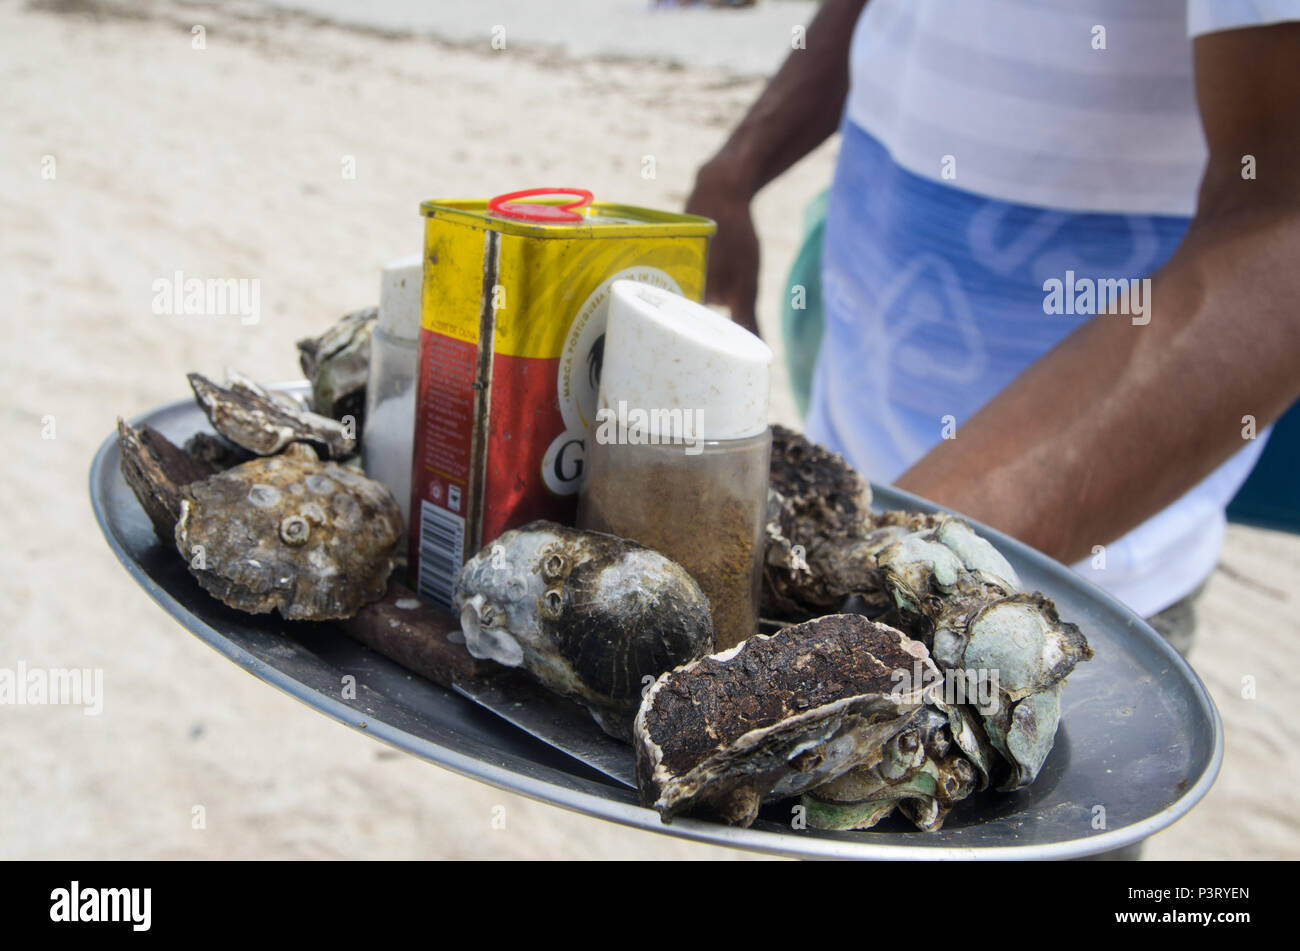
[488,187,594,223]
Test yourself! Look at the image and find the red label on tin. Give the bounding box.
[409,330,477,606]
[416,331,477,487]
[481,352,575,544]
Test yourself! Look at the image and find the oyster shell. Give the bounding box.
[188,371,355,459]
[182,431,253,472]
[454,522,714,740]
[297,307,376,432]
[175,443,401,620]
[764,425,938,620]
[116,419,217,543]
[961,597,1087,788]
[877,517,1020,648]
[802,701,993,831]
[634,614,939,827]
[876,518,1093,790]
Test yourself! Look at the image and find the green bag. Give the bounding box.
[780,189,829,419]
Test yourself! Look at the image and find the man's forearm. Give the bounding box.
[895,204,1300,566]
[897,23,1300,567]
[699,0,867,196]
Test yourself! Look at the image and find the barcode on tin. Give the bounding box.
[417,500,466,608]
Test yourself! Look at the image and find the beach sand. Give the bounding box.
[1,0,1296,859]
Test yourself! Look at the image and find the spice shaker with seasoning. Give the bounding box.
[577,280,773,651]
[362,253,422,548]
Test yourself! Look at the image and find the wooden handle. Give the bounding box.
[339,580,498,688]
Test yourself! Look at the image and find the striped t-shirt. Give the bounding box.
[807,0,1298,616]
[844,0,1300,215]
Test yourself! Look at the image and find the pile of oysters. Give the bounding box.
[454,426,1093,832]
[118,310,1092,834]
[116,311,400,621]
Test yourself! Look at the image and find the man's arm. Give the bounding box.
[686,0,868,332]
[895,23,1300,566]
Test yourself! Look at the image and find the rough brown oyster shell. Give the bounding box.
[175,443,401,620]
[764,425,938,620]
[633,614,939,827]
[116,419,217,544]
[188,371,356,460]
[182,431,253,472]
[297,306,376,433]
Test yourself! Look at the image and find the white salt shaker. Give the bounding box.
[577,280,773,651]
[363,253,423,543]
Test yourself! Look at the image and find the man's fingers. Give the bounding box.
[733,269,760,337]
[735,311,761,337]
[728,293,760,337]
[702,280,758,335]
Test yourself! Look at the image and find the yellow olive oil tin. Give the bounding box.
[410,189,714,606]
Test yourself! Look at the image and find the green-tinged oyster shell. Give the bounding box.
[875,518,1093,791]
[804,796,899,831]
[802,704,983,831]
[758,429,1093,828]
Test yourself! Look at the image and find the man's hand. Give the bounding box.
[684,0,868,335]
[895,23,1300,566]
[686,159,761,335]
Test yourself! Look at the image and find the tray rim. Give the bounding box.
[90,387,1224,860]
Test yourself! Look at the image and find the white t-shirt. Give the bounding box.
[845,0,1300,216]
[813,0,1298,616]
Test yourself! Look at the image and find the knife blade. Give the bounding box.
[340,582,636,788]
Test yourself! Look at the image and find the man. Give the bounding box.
[688,0,1300,641]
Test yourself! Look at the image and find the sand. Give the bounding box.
[1,0,1295,860]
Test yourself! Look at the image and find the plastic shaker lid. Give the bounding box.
[599,280,772,442]
[488,187,593,223]
[378,252,423,342]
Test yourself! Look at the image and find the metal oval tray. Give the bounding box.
[91,386,1222,859]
